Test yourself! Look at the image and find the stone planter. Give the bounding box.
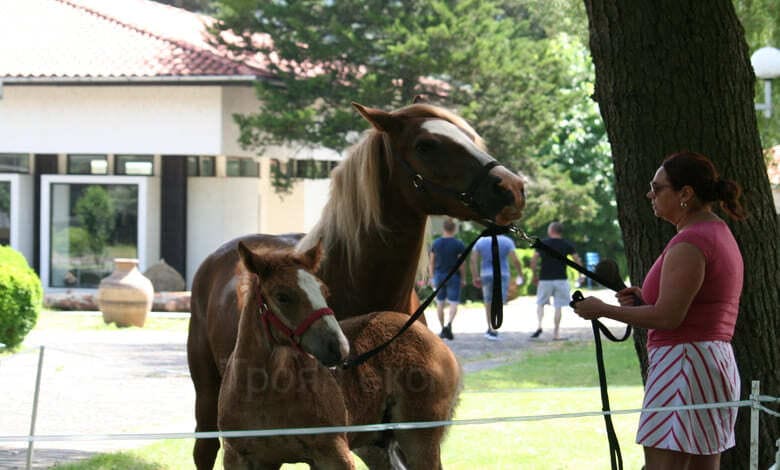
[96,258,154,327]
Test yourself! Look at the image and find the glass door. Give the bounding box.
[41,175,147,289]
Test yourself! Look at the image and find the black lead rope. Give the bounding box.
[342,223,510,369]
[530,236,633,470]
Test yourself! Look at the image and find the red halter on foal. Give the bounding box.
[255,285,335,353]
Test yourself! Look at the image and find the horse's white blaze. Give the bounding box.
[297,269,349,356]
[421,119,496,167]
[297,269,328,310]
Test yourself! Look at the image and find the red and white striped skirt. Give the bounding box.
[636,341,740,455]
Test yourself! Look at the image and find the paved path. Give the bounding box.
[0,291,623,469]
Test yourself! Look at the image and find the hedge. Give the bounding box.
[0,246,42,349]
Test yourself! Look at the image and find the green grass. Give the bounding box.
[53,337,646,469]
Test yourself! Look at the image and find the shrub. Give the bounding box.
[0,246,42,349]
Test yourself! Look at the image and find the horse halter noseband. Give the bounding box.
[255,285,335,353]
[388,136,503,214]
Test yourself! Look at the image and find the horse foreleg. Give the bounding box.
[353,445,393,470]
[310,438,355,470]
[188,320,222,469]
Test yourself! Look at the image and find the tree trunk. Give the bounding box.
[583,0,780,467]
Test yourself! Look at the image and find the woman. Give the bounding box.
[572,151,746,470]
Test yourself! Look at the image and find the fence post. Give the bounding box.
[749,380,760,470]
[26,345,45,470]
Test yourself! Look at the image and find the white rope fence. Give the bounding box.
[4,346,779,470]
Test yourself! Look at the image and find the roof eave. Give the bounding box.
[0,75,270,86]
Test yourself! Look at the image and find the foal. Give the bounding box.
[219,242,461,469]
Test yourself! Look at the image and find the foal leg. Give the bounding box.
[310,439,356,470]
[393,428,443,470]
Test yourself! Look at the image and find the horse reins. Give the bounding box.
[341,223,511,369]
[524,229,634,470]
[255,285,335,353]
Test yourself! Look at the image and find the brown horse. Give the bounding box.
[189,101,526,468]
[219,241,461,469]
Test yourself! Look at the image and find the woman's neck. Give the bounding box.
[675,207,718,232]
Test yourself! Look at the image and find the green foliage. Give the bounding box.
[0,246,42,349]
[733,0,780,147]
[74,186,115,259]
[52,227,92,257]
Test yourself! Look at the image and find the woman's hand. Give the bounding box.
[571,296,609,320]
[616,287,643,306]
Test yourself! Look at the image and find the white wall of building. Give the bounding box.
[0,173,34,264]
[0,84,261,155]
[186,177,261,287]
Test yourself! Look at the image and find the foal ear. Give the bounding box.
[237,241,257,275]
[238,242,271,279]
[412,94,429,104]
[300,239,324,272]
[352,102,400,134]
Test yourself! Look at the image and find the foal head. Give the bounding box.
[236,241,349,367]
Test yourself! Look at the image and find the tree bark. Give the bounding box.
[583,0,780,467]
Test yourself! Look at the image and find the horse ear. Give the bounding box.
[300,239,324,272]
[412,94,428,104]
[352,102,400,134]
[237,241,257,275]
[238,242,275,280]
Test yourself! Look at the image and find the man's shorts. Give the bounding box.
[480,274,510,304]
[536,279,571,308]
[434,273,461,303]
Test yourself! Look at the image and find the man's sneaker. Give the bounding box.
[439,327,447,339]
[485,329,500,341]
[444,324,454,340]
[530,328,543,339]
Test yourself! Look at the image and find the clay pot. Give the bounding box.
[96,258,154,327]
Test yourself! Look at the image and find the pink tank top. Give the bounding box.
[641,220,743,347]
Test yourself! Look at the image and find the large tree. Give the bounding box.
[584,0,780,467]
[209,0,615,234]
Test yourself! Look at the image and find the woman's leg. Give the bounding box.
[644,446,691,470]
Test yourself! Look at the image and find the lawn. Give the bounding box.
[52,340,646,469]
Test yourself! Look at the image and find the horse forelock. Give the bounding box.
[298,130,389,278]
[396,103,487,151]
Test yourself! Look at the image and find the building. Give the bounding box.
[0,0,338,290]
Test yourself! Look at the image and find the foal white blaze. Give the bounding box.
[297,269,350,358]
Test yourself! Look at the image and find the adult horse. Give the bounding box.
[188,101,526,469]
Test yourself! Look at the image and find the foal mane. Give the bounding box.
[297,103,485,279]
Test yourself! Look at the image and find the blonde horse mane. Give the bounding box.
[297,103,484,280]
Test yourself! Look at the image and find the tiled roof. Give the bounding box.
[0,0,272,81]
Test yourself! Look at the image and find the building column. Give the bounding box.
[160,155,188,280]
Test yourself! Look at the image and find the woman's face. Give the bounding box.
[646,167,680,223]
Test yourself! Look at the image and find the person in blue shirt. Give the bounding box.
[470,233,523,340]
[429,218,466,340]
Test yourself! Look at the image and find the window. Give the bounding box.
[186,156,216,177]
[68,155,108,175]
[0,154,30,173]
[0,181,9,245]
[293,159,338,179]
[48,182,139,288]
[116,155,154,176]
[226,157,259,177]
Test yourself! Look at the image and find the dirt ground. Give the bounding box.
[0,292,621,469]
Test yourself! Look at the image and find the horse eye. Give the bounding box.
[275,292,292,304]
[415,139,438,154]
